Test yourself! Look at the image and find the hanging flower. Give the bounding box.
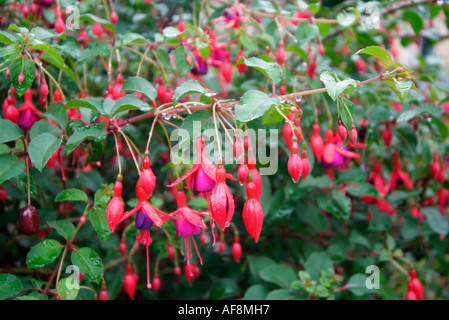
[209,164,235,231]
[242,179,264,243]
[170,190,209,265]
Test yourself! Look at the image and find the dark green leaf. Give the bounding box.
[259,264,297,289]
[235,90,281,122]
[345,183,381,198]
[89,207,111,241]
[356,46,392,72]
[26,240,63,269]
[57,278,79,300]
[320,71,357,101]
[78,42,109,63]
[63,98,105,115]
[0,274,23,299]
[71,247,104,284]
[242,285,269,300]
[55,188,88,202]
[66,124,107,155]
[295,21,319,43]
[10,58,35,96]
[423,207,449,236]
[109,94,151,117]
[174,46,194,78]
[305,252,333,280]
[28,133,62,172]
[0,154,25,185]
[121,77,157,101]
[172,80,210,104]
[238,57,283,85]
[403,10,423,34]
[0,119,23,143]
[47,220,76,240]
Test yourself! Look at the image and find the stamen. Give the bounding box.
[146,245,152,289]
[191,236,203,265]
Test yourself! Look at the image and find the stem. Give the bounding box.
[111,75,383,128]
[118,128,141,173]
[212,102,222,159]
[145,115,159,153]
[112,131,122,175]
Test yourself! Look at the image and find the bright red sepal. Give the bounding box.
[209,164,235,231]
[167,137,235,189]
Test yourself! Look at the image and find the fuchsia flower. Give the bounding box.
[168,137,219,193]
[170,190,209,265]
[208,164,235,231]
[390,151,413,192]
[322,129,360,168]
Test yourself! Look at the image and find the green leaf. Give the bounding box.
[174,46,194,78]
[89,207,111,241]
[320,71,357,101]
[109,94,151,117]
[238,57,283,85]
[305,252,334,280]
[162,26,184,38]
[209,279,239,300]
[266,289,305,300]
[382,74,413,102]
[26,240,63,269]
[29,120,62,140]
[31,40,64,68]
[172,80,210,104]
[0,44,21,61]
[345,183,381,198]
[248,256,276,282]
[403,10,423,34]
[0,154,25,185]
[295,21,319,43]
[0,119,23,143]
[259,264,297,289]
[63,98,105,115]
[346,274,374,296]
[56,278,79,300]
[28,133,62,172]
[178,110,216,150]
[0,274,23,299]
[71,247,104,284]
[356,46,392,72]
[0,30,17,44]
[10,58,35,96]
[40,54,78,84]
[423,207,449,236]
[42,102,69,129]
[336,10,357,27]
[331,190,351,218]
[235,90,281,122]
[78,42,109,63]
[242,285,269,300]
[66,124,107,155]
[115,33,146,48]
[55,188,88,202]
[79,14,115,32]
[121,77,157,101]
[248,0,277,13]
[397,103,443,123]
[47,220,76,240]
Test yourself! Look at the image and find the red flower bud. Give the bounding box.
[288,142,302,183]
[310,124,324,162]
[152,274,161,293]
[301,149,310,180]
[231,239,242,263]
[348,125,357,145]
[242,181,264,243]
[139,156,156,197]
[55,17,65,34]
[123,268,137,300]
[18,205,39,235]
[383,123,392,148]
